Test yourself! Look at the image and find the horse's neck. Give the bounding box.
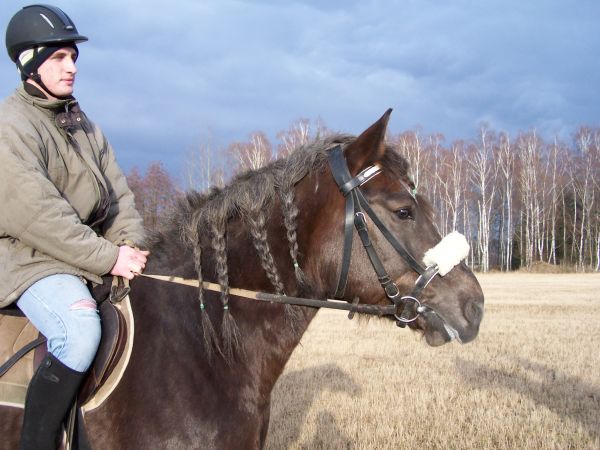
[235,301,319,389]
[212,214,321,388]
[202,180,329,387]
[139,223,321,396]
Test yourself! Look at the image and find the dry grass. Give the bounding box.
[265,273,600,450]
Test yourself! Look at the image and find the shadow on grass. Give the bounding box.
[267,363,361,449]
[455,356,600,441]
[307,410,354,449]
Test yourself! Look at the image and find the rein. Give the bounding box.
[139,274,396,319]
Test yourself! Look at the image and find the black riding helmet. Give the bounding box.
[5,4,88,62]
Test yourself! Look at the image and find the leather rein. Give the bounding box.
[142,145,443,326]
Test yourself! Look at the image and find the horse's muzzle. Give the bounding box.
[418,298,483,346]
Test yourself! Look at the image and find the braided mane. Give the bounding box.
[163,133,413,362]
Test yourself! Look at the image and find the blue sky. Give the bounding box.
[1,1,598,181]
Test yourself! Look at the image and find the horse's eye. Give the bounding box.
[395,208,412,220]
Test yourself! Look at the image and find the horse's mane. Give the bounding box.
[157,133,415,362]
[180,135,350,234]
[175,133,415,245]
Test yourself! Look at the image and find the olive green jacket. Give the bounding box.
[0,85,145,307]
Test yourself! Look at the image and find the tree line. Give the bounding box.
[127,119,600,272]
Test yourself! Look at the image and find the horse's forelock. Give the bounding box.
[380,145,412,185]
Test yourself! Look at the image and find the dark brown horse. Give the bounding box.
[1,110,483,449]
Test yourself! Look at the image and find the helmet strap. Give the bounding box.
[28,73,55,98]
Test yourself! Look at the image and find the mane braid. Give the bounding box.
[209,220,229,306]
[207,215,238,363]
[278,183,303,281]
[248,209,285,293]
[190,220,220,361]
[237,172,284,295]
[275,182,305,329]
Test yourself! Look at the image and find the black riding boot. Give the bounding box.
[19,354,86,450]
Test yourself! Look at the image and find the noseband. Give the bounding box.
[328,145,440,327]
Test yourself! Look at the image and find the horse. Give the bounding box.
[0,110,484,449]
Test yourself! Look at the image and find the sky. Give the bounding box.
[1,0,598,182]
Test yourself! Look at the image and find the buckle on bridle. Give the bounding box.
[384,282,400,299]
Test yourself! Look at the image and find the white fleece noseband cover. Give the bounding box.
[423,231,470,276]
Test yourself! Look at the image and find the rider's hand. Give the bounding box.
[110,245,150,280]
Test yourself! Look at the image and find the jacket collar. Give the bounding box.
[16,83,78,115]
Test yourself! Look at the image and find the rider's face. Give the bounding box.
[35,47,78,98]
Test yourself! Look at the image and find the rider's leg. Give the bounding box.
[16,274,101,450]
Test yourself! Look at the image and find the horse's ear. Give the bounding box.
[344,108,392,175]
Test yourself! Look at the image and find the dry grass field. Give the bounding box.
[265,273,600,450]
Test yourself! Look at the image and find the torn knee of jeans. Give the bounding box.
[69,299,97,310]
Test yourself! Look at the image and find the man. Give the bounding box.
[1,5,149,449]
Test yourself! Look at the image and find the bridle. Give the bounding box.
[327,145,441,327]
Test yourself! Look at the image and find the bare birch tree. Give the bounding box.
[184,137,216,192]
[276,118,312,158]
[573,127,600,270]
[436,140,466,236]
[394,129,429,191]
[546,138,566,265]
[516,131,544,267]
[276,117,332,158]
[228,131,273,173]
[497,132,515,271]
[467,125,499,272]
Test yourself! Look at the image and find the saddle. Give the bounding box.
[0,276,134,412]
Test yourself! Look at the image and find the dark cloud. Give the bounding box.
[1,0,598,177]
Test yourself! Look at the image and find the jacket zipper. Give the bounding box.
[65,129,103,215]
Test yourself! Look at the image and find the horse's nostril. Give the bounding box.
[464,301,484,324]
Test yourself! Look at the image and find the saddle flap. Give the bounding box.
[0,316,39,407]
[79,300,127,405]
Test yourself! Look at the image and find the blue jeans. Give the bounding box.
[17,274,101,372]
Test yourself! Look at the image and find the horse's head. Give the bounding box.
[297,109,484,346]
